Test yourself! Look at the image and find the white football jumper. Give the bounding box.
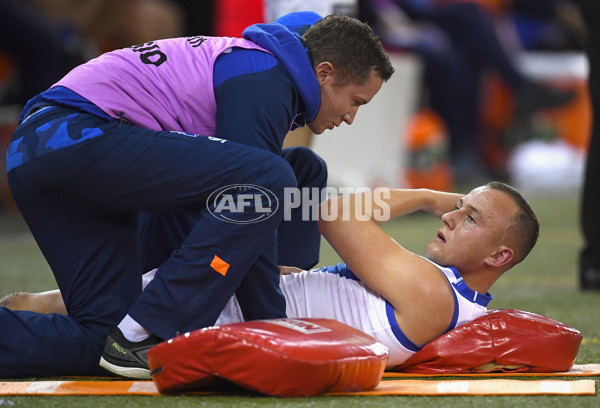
[214,258,492,369]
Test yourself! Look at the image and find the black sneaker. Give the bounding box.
[99,326,162,379]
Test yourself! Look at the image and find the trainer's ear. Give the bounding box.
[485,246,514,268]
[315,61,334,84]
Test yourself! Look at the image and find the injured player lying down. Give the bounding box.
[2,182,538,369]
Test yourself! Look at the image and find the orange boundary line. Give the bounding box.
[330,379,596,396]
[383,363,600,378]
[0,378,595,396]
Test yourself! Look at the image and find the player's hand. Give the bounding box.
[425,191,464,219]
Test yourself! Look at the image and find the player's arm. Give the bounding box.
[318,188,462,345]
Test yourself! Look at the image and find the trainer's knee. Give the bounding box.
[254,153,297,191]
[282,147,328,189]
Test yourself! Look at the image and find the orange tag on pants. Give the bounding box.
[210,254,230,276]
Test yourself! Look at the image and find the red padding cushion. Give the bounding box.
[147,318,389,396]
[395,309,582,374]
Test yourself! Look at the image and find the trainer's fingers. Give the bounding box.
[279,266,303,275]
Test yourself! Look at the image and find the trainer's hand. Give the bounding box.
[279,266,303,275]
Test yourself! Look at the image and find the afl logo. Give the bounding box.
[207,184,279,224]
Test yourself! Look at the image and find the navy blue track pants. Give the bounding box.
[1,106,325,377]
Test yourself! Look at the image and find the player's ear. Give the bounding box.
[315,61,334,84]
[485,246,514,268]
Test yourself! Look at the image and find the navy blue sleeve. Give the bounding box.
[214,48,301,155]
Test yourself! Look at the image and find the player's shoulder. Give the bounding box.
[420,257,459,282]
[392,258,456,345]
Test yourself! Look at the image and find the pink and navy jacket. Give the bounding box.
[54,36,269,138]
[19,12,322,155]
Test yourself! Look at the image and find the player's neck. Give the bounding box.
[461,268,497,294]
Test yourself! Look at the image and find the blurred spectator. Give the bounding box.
[508,0,585,52]
[360,0,576,183]
[576,0,600,290]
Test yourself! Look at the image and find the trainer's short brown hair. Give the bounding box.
[302,15,394,84]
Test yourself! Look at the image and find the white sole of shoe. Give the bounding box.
[99,356,151,380]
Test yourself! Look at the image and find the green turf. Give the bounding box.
[0,193,599,406]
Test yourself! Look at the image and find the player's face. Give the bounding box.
[307,66,383,134]
[425,187,518,271]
